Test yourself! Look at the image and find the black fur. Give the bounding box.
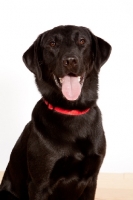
[0,25,111,200]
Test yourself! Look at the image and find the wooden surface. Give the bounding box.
[0,172,133,199]
[96,173,133,200]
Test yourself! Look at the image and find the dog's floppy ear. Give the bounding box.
[92,34,112,70]
[23,34,43,80]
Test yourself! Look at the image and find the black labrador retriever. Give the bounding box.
[0,25,111,200]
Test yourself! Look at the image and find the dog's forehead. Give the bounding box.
[43,26,91,41]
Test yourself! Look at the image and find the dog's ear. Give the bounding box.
[23,34,43,80]
[92,34,112,71]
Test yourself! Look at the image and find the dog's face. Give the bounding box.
[23,26,111,106]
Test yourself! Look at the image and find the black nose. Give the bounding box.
[63,57,78,69]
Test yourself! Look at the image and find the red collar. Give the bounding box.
[43,99,90,116]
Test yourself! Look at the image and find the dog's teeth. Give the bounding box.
[59,78,62,83]
[78,76,80,82]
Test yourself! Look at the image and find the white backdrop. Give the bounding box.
[0,0,133,172]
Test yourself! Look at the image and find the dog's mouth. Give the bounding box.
[53,73,85,101]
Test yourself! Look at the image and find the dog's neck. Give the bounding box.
[43,99,90,116]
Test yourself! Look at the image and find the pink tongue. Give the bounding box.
[61,75,81,101]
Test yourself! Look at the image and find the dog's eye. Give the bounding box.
[79,38,85,45]
[49,41,56,47]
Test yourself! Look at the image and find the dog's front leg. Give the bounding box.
[28,182,49,200]
[78,153,104,200]
[78,179,97,200]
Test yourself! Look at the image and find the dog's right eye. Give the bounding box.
[79,38,86,45]
[49,41,56,47]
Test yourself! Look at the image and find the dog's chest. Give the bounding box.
[28,122,102,199]
[44,138,100,199]
[50,138,99,182]
[29,115,100,181]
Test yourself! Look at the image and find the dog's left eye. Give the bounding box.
[49,41,56,47]
[79,38,86,45]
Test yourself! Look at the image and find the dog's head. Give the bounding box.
[23,26,111,107]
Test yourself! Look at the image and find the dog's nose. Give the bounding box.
[63,57,78,69]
